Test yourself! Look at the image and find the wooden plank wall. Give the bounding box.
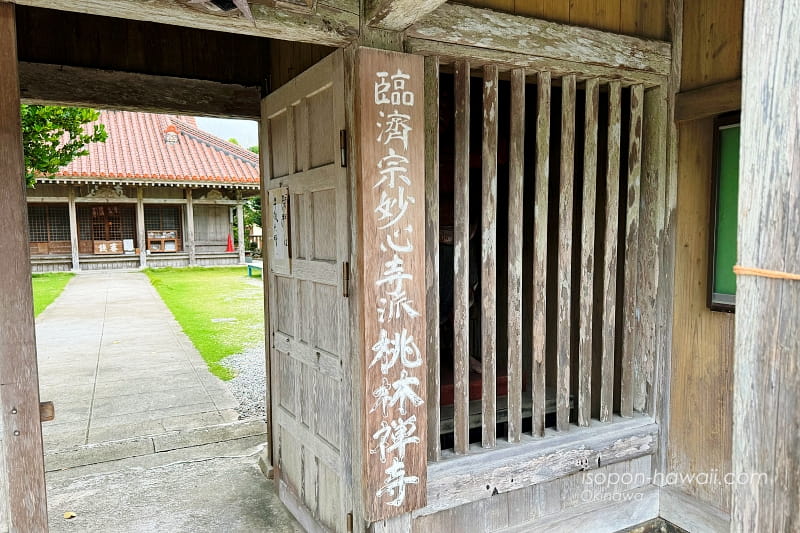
[15,6,272,87]
[668,0,743,516]
[455,0,667,39]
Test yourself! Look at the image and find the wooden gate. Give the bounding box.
[261,49,354,533]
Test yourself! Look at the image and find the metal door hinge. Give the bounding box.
[346,512,353,533]
[342,261,350,297]
[340,129,347,167]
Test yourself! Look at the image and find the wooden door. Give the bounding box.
[261,49,354,533]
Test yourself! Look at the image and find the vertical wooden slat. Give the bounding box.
[481,64,499,448]
[621,83,644,418]
[578,78,599,427]
[556,73,576,432]
[0,4,49,530]
[507,68,525,443]
[424,55,441,461]
[532,70,551,437]
[601,80,622,422]
[453,60,471,454]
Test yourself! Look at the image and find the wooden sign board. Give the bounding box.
[93,240,123,254]
[268,187,291,275]
[357,47,427,521]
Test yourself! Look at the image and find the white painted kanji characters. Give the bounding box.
[369,328,423,374]
[370,377,392,417]
[374,70,415,107]
[370,415,419,464]
[376,457,419,507]
[376,253,412,291]
[374,149,410,189]
[377,289,420,324]
[380,230,413,254]
[376,110,412,150]
[390,369,424,415]
[375,188,415,229]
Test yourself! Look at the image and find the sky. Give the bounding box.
[195,117,259,149]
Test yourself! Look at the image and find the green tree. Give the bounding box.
[21,105,107,187]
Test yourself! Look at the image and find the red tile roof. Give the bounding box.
[53,111,259,188]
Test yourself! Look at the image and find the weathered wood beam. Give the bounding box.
[600,80,622,423]
[556,73,576,432]
[418,417,658,515]
[365,0,447,31]
[732,0,800,531]
[578,78,599,427]
[407,3,671,76]
[405,39,666,87]
[531,71,550,437]
[621,84,644,418]
[507,68,525,444]
[0,4,49,531]
[452,60,470,455]
[424,55,441,462]
[481,64,499,449]
[19,63,261,119]
[13,0,358,47]
[675,78,741,122]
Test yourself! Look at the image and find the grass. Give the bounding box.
[32,272,74,317]
[145,266,264,380]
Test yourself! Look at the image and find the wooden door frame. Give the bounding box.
[0,3,49,531]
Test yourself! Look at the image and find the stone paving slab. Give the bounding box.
[46,435,299,533]
[35,271,241,451]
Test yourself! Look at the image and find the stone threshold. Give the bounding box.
[44,419,267,472]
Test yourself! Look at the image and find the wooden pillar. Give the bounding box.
[68,186,80,271]
[0,4,49,530]
[236,192,246,264]
[732,1,800,531]
[136,186,146,268]
[185,187,197,266]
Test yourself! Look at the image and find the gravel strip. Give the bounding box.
[223,343,267,420]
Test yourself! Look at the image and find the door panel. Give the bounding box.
[261,48,352,533]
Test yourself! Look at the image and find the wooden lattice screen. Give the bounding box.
[425,59,653,459]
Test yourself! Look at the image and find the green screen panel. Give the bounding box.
[713,124,740,297]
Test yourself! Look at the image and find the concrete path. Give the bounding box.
[36,271,240,452]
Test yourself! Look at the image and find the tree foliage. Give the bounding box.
[21,105,107,187]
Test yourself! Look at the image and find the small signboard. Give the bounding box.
[357,47,427,521]
[268,187,291,275]
[93,240,124,255]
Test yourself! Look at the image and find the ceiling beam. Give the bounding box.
[365,0,447,31]
[12,0,358,47]
[675,78,741,122]
[407,2,672,77]
[19,62,262,119]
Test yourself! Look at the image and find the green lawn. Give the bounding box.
[32,272,74,317]
[145,267,264,380]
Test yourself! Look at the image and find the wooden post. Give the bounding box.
[424,55,441,462]
[236,192,246,264]
[732,1,800,531]
[532,71,551,437]
[136,186,147,268]
[601,80,622,423]
[507,68,525,443]
[481,64,498,448]
[453,60,471,454]
[0,4,49,530]
[68,186,80,271]
[185,187,197,266]
[578,78,599,427]
[556,74,576,432]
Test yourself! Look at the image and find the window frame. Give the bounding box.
[707,111,740,313]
